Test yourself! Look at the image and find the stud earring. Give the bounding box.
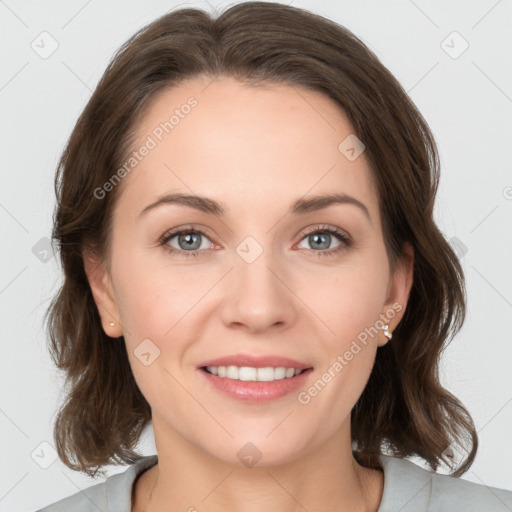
[109,321,115,327]
[382,324,393,341]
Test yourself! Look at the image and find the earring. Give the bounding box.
[109,321,115,327]
[382,324,393,341]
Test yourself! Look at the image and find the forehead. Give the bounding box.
[116,76,379,223]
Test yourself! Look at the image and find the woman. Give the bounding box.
[37,2,512,511]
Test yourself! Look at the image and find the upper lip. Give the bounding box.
[198,353,313,370]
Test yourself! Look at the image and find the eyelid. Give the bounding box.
[160,223,351,246]
[159,224,216,245]
[300,223,350,240]
[160,223,352,259]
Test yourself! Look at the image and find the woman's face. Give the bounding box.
[87,76,412,467]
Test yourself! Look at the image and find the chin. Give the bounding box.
[199,434,310,469]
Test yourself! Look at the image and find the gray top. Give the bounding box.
[36,454,512,511]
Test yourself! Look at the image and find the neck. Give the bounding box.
[133,417,384,512]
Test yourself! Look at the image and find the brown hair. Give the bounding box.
[46,1,477,478]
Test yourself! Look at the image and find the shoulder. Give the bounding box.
[35,479,108,512]
[35,455,158,512]
[378,454,512,512]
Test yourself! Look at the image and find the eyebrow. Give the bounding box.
[139,192,372,224]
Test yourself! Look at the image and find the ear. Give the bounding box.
[83,248,123,338]
[378,242,414,347]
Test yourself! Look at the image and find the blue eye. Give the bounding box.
[298,225,351,257]
[160,224,351,258]
[161,228,211,257]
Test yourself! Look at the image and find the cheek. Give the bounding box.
[114,271,170,339]
[302,252,388,400]
[297,262,388,431]
[111,259,187,405]
[111,243,197,337]
[113,234,390,348]
[316,255,389,343]
[110,249,218,387]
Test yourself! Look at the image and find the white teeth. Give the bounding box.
[257,367,275,382]
[238,366,257,381]
[204,365,305,382]
[274,367,286,379]
[226,365,239,379]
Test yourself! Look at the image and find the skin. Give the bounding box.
[84,76,414,512]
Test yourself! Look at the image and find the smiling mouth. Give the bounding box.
[200,365,312,382]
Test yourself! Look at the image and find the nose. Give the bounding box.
[220,248,297,335]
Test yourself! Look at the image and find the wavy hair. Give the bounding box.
[45,1,477,478]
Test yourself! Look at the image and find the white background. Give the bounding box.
[1,0,511,510]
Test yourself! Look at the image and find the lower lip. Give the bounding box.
[198,368,313,403]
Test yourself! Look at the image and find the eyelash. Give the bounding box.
[160,224,352,259]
